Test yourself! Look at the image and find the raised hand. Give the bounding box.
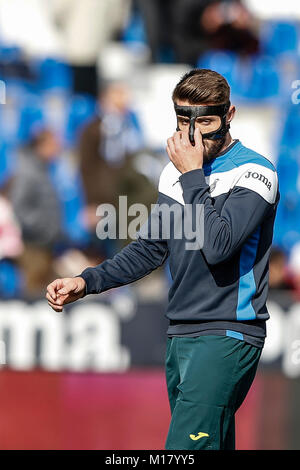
[166,128,204,174]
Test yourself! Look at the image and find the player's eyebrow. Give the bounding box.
[195,116,214,121]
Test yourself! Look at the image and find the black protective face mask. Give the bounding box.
[174,102,231,145]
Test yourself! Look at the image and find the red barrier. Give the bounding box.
[0,369,262,450]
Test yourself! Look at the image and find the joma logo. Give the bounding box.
[245,171,272,190]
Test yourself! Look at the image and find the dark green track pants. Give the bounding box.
[165,335,262,450]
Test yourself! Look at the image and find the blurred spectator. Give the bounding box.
[269,247,293,290]
[286,242,300,301]
[78,80,157,257]
[136,0,175,63]
[138,0,259,66]
[10,129,63,297]
[181,0,259,64]
[51,0,132,96]
[79,81,142,208]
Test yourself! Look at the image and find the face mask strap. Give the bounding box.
[176,117,196,145]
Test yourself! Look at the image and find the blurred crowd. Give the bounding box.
[0,77,160,299]
[0,0,300,300]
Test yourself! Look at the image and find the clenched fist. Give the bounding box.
[46,277,86,312]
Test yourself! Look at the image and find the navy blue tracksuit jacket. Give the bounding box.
[80,140,280,348]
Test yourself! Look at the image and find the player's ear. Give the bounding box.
[227,105,236,124]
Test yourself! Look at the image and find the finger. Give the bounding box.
[167,137,176,155]
[56,294,72,306]
[194,127,203,148]
[46,292,69,306]
[166,145,173,162]
[57,280,76,296]
[47,282,58,301]
[47,279,64,300]
[173,131,182,150]
[48,302,63,312]
[173,130,185,141]
[180,131,190,147]
[47,300,63,312]
[46,292,61,304]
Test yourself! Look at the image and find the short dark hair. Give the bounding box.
[172,69,230,105]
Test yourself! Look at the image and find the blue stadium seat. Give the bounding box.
[197,50,257,99]
[280,104,300,148]
[273,194,300,254]
[0,45,22,61]
[35,58,73,93]
[0,259,23,299]
[276,52,300,102]
[65,94,96,145]
[48,157,90,247]
[276,151,299,196]
[274,143,300,253]
[247,55,280,100]
[16,93,45,143]
[121,9,147,45]
[197,51,238,86]
[0,142,16,187]
[260,21,300,57]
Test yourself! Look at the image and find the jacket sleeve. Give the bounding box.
[179,165,279,265]
[79,195,169,294]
